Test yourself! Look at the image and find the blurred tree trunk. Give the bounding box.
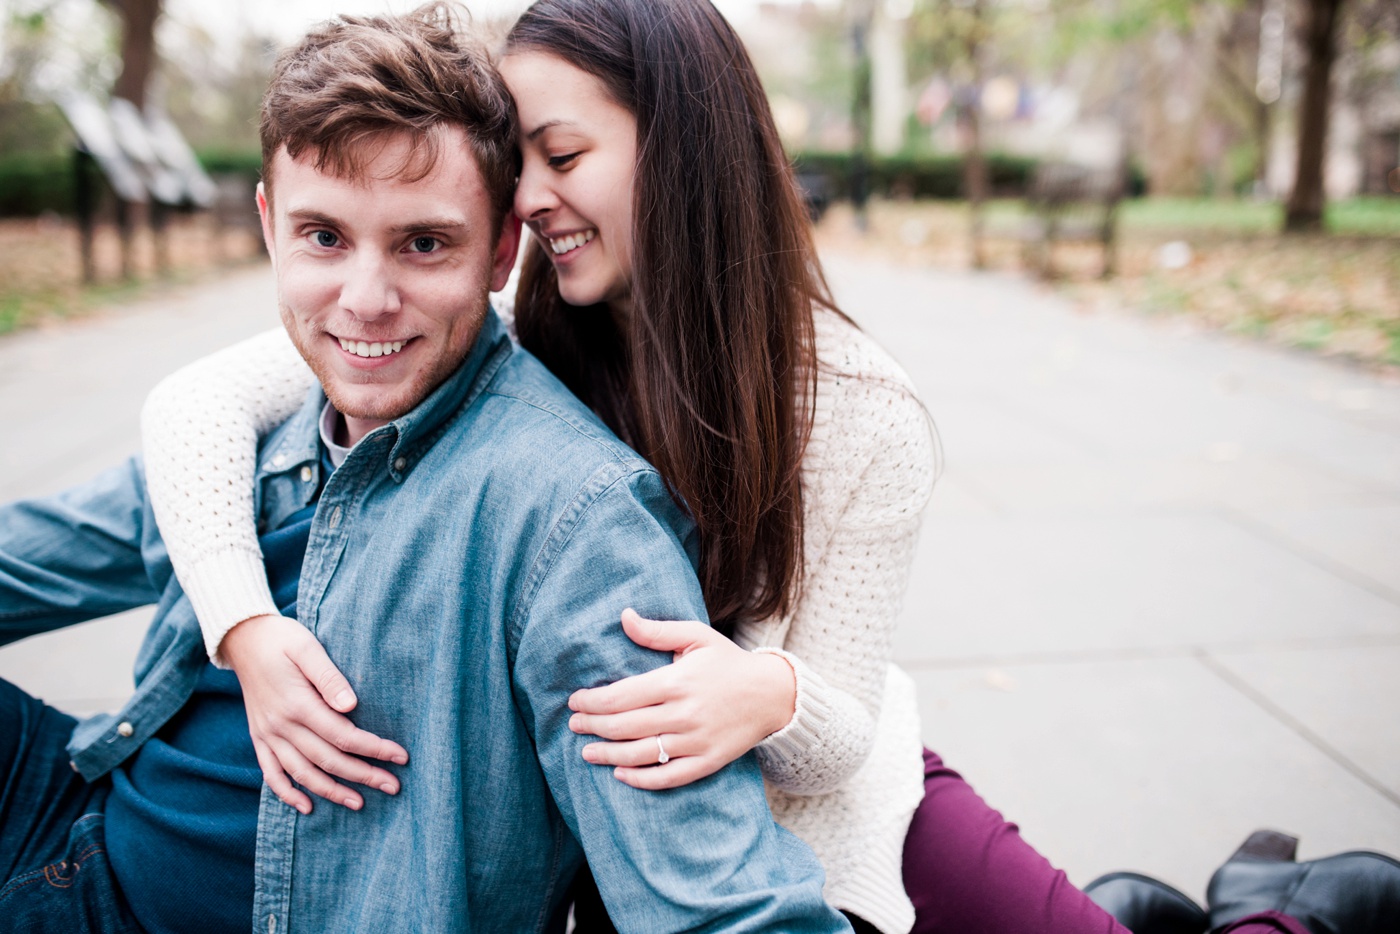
[850,0,874,231]
[101,0,163,110]
[1214,0,1277,192]
[1251,97,1272,190]
[1285,0,1345,232]
[962,0,987,269]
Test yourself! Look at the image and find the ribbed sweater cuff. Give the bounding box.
[179,548,279,668]
[754,647,835,763]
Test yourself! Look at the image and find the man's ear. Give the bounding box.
[256,182,276,265]
[489,212,522,293]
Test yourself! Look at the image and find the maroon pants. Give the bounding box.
[575,748,1311,933]
[904,749,1311,934]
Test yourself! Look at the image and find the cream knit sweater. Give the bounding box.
[140,304,936,934]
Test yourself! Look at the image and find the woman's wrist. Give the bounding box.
[179,547,280,665]
[754,649,798,737]
[751,645,838,760]
[219,613,279,672]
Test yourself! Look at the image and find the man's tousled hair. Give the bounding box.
[259,2,518,226]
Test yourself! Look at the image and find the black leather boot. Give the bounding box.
[1207,831,1400,933]
[1085,871,1209,934]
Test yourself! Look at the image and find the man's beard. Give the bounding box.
[279,295,488,424]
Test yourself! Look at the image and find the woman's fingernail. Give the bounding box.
[391,754,408,765]
[333,690,355,708]
[345,797,361,810]
[380,783,397,795]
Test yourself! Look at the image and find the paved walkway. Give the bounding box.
[2,256,1397,904]
[0,266,280,714]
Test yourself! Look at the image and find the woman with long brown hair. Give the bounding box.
[138,2,1400,933]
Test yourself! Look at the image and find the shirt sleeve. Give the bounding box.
[511,466,851,934]
[749,376,938,795]
[139,327,314,665]
[0,457,161,643]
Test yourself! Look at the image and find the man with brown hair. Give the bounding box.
[0,5,849,932]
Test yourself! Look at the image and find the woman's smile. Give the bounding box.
[545,228,596,256]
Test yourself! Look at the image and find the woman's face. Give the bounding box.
[502,51,638,318]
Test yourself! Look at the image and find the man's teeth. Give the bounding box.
[338,338,406,358]
[549,229,596,255]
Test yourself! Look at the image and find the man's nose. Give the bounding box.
[339,251,401,320]
[514,163,557,222]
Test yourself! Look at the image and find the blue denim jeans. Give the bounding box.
[0,679,144,933]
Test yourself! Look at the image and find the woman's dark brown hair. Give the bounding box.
[506,0,841,632]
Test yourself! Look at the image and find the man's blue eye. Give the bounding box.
[315,231,338,247]
[411,236,439,253]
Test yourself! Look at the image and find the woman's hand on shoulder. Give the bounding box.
[222,614,410,814]
[567,608,796,790]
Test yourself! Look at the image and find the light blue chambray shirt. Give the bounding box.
[0,311,851,934]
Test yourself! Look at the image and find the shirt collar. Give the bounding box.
[318,401,354,468]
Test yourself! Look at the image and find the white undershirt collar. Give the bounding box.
[318,401,355,468]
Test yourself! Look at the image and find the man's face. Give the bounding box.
[258,129,520,442]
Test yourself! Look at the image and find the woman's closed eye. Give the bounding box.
[547,151,581,169]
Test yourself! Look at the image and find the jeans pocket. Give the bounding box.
[0,814,97,897]
[0,811,127,931]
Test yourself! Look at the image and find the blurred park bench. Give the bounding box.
[61,92,218,283]
[1020,162,1125,280]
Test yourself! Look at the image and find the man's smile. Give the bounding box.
[336,336,409,358]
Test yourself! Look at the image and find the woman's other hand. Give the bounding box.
[567,608,796,790]
[221,614,409,814]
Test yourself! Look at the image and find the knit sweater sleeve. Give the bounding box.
[140,327,314,665]
[747,344,937,795]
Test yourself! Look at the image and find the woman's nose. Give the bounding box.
[514,162,558,221]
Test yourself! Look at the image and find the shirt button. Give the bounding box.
[271,453,288,468]
[268,915,277,933]
[116,721,134,738]
[70,760,80,772]
[329,506,342,529]
[301,466,313,482]
[394,457,407,472]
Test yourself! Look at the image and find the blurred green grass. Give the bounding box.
[0,282,146,338]
[816,196,1400,368]
[1119,196,1400,236]
[978,196,1400,236]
